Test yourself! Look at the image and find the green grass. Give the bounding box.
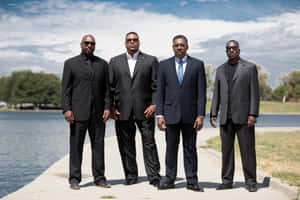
[200,131,300,191]
[259,101,300,113]
[100,196,116,199]
[205,100,300,114]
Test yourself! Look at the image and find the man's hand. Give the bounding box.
[210,117,217,128]
[102,109,110,122]
[110,108,120,120]
[193,116,204,131]
[248,116,256,127]
[144,105,156,119]
[157,116,166,131]
[64,110,74,124]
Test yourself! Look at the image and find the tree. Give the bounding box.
[272,85,286,101]
[279,70,300,101]
[256,64,272,101]
[205,65,216,99]
[0,70,61,107]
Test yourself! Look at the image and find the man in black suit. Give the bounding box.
[210,40,259,192]
[109,32,160,186]
[61,34,111,190]
[156,35,207,192]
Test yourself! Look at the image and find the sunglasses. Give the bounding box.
[226,46,238,51]
[126,38,139,42]
[84,41,96,46]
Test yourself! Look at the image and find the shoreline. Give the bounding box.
[1,109,300,115]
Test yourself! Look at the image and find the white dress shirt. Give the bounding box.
[126,51,139,77]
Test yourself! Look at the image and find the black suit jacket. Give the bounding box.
[109,52,158,120]
[156,56,207,125]
[210,59,260,125]
[61,54,110,121]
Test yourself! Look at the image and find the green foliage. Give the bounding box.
[256,65,273,101]
[272,85,286,101]
[0,70,61,107]
[278,70,300,101]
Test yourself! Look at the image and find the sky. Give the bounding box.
[1,0,300,88]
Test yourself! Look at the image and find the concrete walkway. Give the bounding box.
[2,127,299,200]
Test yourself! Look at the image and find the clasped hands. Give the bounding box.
[110,105,156,120]
[157,116,204,132]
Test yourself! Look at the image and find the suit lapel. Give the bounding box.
[169,56,180,86]
[220,65,228,88]
[132,52,143,79]
[181,56,191,86]
[122,54,131,78]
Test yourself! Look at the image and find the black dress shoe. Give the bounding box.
[124,178,137,185]
[158,182,175,190]
[216,183,233,190]
[186,184,204,192]
[94,179,111,188]
[247,184,257,192]
[150,178,160,187]
[70,182,80,190]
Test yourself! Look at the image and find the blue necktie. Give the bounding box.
[177,59,183,84]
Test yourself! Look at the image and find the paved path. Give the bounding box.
[2,127,299,200]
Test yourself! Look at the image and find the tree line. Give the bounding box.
[0,67,299,109]
[0,70,61,108]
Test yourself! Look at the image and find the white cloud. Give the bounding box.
[1,0,300,87]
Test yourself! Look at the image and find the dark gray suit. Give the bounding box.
[109,51,160,182]
[210,58,259,186]
[156,56,207,184]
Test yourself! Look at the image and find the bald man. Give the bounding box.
[62,34,111,190]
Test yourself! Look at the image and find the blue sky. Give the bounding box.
[1,0,300,87]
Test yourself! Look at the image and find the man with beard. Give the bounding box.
[62,34,111,190]
[109,32,160,186]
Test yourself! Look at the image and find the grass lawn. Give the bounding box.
[205,101,300,114]
[259,101,300,113]
[200,131,300,191]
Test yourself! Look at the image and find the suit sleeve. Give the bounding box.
[210,70,220,118]
[197,61,207,117]
[249,65,260,117]
[151,57,159,105]
[61,60,73,113]
[108,59,116,109]
[103,61,111,110]
[155,62,165,116]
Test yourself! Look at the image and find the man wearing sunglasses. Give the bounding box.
[62,34,111,190]
[109,32,160,186]
[210,40,259,192]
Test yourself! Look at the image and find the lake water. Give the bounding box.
[0,112,299,198]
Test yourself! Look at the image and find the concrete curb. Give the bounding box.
[201,147,299,200]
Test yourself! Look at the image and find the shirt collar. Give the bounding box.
[126,50,140,60]
[81,52,94,61]
[175,55,187,63]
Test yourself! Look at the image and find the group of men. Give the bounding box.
[61,32,259,193]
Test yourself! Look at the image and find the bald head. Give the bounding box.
[80,34,96,56]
